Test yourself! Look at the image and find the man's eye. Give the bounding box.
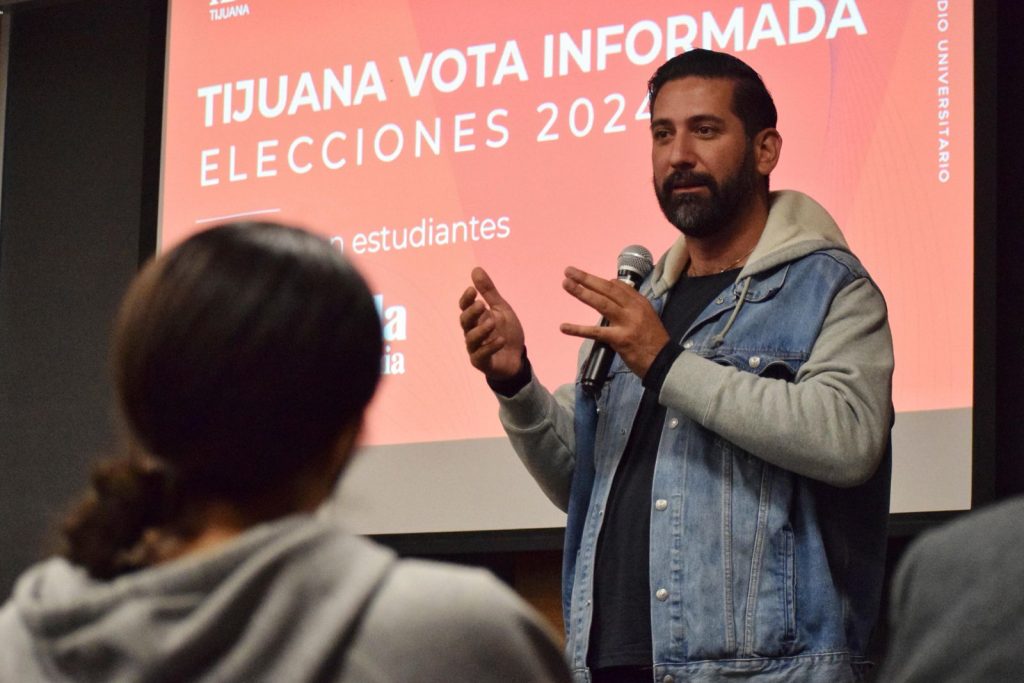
[696,126,715,136]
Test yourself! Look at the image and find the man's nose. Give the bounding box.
[668,136,697,168]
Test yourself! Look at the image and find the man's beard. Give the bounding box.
[655,148,759,238]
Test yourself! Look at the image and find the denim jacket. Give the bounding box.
[498,191,894,683]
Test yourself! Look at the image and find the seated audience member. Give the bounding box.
[878,496,1024,681]
[0,222,570,683]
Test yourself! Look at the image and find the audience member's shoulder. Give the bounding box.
[892,496,1024,604]
[386,558,530,612]
[374,558,553,641]
[883,496,1024,682]
[344,557,570,682]
[911,496,1024,560]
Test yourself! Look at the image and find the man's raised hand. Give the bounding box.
[458,267,526,381]
[559,266,668,379]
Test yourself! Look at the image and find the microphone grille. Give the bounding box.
[617,244,654,278]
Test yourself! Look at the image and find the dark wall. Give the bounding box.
[0,0,1021,603]
[0,0,165,594]
[992,2,1024,500]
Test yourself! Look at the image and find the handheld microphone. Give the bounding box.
[580,245,655,397]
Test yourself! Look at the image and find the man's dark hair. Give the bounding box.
[647,49,778,139]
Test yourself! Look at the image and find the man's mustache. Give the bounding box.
[661,171,718,197]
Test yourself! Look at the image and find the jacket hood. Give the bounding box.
[0,515,394,682]
[651,190,849,295]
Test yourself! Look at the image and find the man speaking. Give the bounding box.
[459,49,893,683]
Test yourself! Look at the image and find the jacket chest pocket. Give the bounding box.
[705,349,802,382]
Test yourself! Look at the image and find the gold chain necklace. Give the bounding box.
[686,246,755,277]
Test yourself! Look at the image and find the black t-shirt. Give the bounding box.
[588,268,739,670]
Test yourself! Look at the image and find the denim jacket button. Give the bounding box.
[748,355,761,368]
[682,339,693,349]
[668,418,679,429]
[655,588,669,601]
[663,677,675,683]
[655,499,668,511]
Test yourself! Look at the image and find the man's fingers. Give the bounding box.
[464,315,497,352]
[471,267,509,309]
[467,326,506,367]
[563,266,635,311]
[459,299,489,333]
[564,266,621,296]
[460,296,506,369]
[562,277,623,319]
[458,286,478,311]
[559,322,608,341]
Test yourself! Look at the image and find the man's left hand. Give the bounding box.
[560,266,669,379]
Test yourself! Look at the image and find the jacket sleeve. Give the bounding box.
[657,276,894,487]
[494,370,578,513]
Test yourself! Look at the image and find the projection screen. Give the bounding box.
[160,0,974,533]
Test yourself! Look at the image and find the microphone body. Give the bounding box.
[580,245,654,397]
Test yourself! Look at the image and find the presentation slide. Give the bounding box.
[162,0,974,532]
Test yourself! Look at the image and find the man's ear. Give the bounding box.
[753,128,782,177]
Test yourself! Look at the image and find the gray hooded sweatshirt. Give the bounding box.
[499,189,894,506]
[0,515,570,682]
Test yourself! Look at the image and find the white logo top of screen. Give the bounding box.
[210,0,250,22]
